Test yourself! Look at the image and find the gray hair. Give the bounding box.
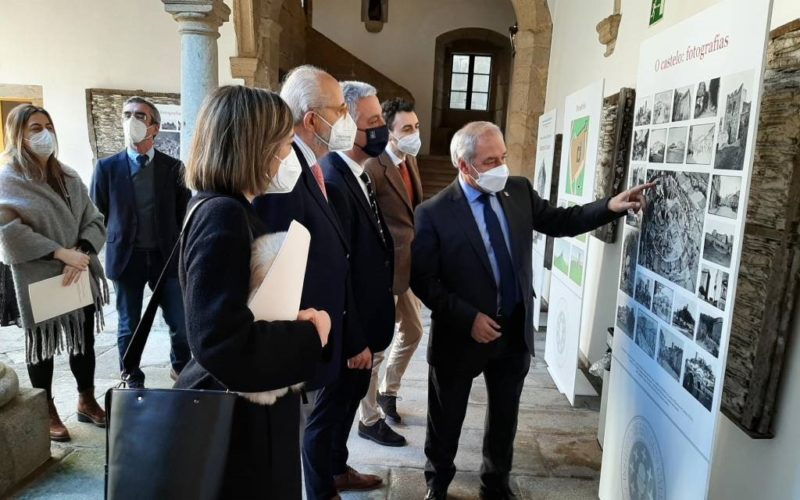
[280,65,331,125]
[450,121,503,167]
[123,96,161,125]
[340,81,377,120]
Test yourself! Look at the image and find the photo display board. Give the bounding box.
[532,109,557,331]
[544,80,604,404]
[599,1,772,498]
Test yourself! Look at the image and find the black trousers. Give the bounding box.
[302,360,372,499]
[424,308,531,494]
[27,305,96,399]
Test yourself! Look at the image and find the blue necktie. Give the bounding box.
[479,193,518,317]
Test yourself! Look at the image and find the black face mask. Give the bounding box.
[358,125,390,157]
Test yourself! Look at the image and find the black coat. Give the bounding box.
[90,149,191,279]
[175,192,322,499]
[253,142,351,389]
[411,177,622,376]
[319,152,395,355]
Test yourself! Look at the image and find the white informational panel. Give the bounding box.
[600,1,772,499]
[532,109,557,331]
[544,80,604,404]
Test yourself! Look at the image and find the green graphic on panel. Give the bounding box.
[567,116,590,196]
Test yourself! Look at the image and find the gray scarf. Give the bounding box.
[0,163,109,364]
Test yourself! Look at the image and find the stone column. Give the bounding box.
[163,0,231,161]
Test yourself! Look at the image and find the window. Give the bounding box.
[449,54,492,111]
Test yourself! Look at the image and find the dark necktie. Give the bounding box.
[479,193,518,317]
[136,154,148,173]
[359,171,387,246]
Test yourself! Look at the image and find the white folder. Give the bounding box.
[28,271,93,324]
[248,220,311,321]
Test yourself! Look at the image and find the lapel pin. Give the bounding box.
[503,191,509,197]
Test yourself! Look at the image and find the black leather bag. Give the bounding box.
[105,197,237,500]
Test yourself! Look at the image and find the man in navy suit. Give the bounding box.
[411,122,651,500]
[254,66,384,498]
[319,80,398,493]
[90,96,191,388]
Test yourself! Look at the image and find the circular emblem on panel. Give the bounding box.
[621,416,666,500]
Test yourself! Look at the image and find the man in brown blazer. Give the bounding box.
[357,98,425,446]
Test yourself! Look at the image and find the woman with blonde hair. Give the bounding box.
[175,85,330,498]
[0,104,109,441]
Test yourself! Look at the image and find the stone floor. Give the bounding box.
[0,293,602,500]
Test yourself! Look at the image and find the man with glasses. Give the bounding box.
[90,96,191,388]
[254,66,383,498]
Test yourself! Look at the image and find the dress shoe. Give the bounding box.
[47,399,70,442]
[76,388,106,427]
[333,465,383,491]
[480,486,517,500]
[358,418,406,447]
[425,487,447,500]
[376,393,401,423]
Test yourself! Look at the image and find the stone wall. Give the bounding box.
[721,20,800,437]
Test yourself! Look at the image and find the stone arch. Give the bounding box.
[430,27,512,156]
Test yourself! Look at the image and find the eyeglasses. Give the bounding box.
[313,103,348,118]
[122,111,153,124]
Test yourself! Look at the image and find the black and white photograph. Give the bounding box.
[635,95,653,126]
[635,274,654,309]
[672,293,697,339]
[653,89,673,125]
[694,77,720,119]
[620,229,640,296]
[666,127,688,164]
[626,166,647,227]
[683,352,716,411]
[698,264,729,311]
[639,170,709,293]
[696,311,723,358]
[708,175,741,220]
[154,103,181,159]
[617,294,637,339]
[686,123,716,165]
[632,129,649,162]
[714,71,755,170]
[635,310,658,359]
[648,128,667,163]
[657,328,685,381]
[702,218,735,267]
[652,281,674,323]
[671,85,693,122]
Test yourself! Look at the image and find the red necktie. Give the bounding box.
[311,163,328,201]
[398,161,415,204]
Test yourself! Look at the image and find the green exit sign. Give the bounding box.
[650,0,665,25]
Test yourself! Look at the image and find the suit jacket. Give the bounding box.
[320,152,396,354]
[253,142,350,390]
[175,192,321,498]
[364,152,423,294]
[90,149,190,280]
[410,177,622,376]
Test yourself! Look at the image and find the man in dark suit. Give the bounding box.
[90,96,191,388]
[253,66,383,498]
[411,121,650,500]
[359,98,424,441]
[319,80,397,491]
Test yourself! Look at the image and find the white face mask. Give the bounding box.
[123,117,149,147]
[26,130,56,159]
[470,163,510,194]
[267,149,303,194]
[393,131,422,157]
[315,113,357,152]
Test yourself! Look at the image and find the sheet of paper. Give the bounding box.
[28,271,93,324]
[248,220,311,321]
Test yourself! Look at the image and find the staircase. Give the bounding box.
[417,155,457,200]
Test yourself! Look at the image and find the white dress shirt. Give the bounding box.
[336,151,370,202]
[294,135,318,167]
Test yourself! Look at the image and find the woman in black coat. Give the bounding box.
[175,85,330,499]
